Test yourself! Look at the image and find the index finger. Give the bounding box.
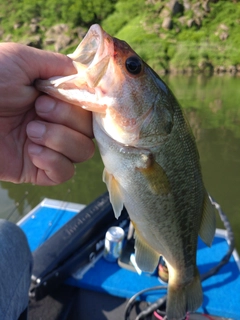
[35,95,94,138]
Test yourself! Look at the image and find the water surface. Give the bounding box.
[1,74,240,252]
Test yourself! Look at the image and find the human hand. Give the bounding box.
[0,43,94,185]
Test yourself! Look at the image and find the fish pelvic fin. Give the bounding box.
[103,168,123,219]
[167,268,202,320]
[134,227,160,273]
[199,192,216,247]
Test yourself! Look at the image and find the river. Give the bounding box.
[0,74,240,252]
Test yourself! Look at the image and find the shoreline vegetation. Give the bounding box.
[0,0,240,75]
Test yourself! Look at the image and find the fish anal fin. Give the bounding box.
[134,227,160,273]
[167,267,202,319]
[199,192,216,247]
[138,159,171,195]
[103,168,123,219]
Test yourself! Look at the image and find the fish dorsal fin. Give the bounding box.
[103,168,123,219]
[199,192,216,247]
[134,227,160,273]
[138,159,171,196]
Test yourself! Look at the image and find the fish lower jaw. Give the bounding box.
[94,117,138,147]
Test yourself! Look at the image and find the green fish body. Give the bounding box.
[36,24,216,320]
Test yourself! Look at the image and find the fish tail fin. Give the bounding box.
[186,270,203,312]
[167,269,202,320]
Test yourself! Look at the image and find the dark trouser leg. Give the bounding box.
[0,220,32,320]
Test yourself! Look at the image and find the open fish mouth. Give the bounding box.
[35,25,113,110]
[68,24,111,68]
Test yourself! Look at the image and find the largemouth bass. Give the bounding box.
[36,24,216,320]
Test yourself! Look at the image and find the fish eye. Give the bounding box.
[125,56,142,75]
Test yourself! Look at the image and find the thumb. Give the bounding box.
[0,42,76,82]
[0,43,77,111]
[17,44,77,81]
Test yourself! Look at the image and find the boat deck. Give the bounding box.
[19,198,240,320]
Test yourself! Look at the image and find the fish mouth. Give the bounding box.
[68,24,111,69]
[35,25,113,112]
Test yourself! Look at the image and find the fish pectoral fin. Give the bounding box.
[134,229,160,273]
[199,192,216,247]
[103,168,123,219]
[138,159,171,196]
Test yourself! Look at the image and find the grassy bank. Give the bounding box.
[0,0,240,73]
[102,0,240,74]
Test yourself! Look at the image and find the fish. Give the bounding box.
[35,24,216,320]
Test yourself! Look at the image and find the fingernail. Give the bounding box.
[28,144,43,155]
[36,97,56,113]
[27,122,46,138]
